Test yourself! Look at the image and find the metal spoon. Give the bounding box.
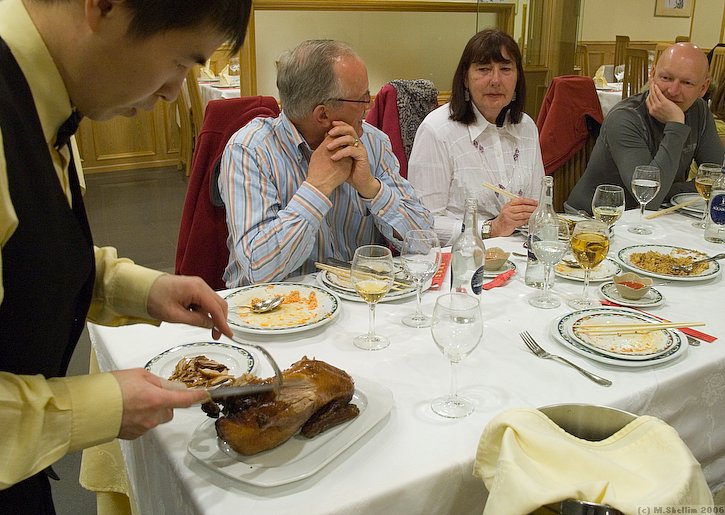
[240,296,283,313]
[672,252,725,273]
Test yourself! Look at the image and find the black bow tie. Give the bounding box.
[54,109,83,150]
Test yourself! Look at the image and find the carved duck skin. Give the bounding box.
[211,357,359,455]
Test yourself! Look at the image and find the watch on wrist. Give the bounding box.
[480,220,493,240]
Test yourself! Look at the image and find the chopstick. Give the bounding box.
[482,182,519,200]
[576,321,705,335]
[644,197,701,219]
[314,263,412,291]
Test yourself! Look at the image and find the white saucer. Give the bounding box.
[598,281,664,308]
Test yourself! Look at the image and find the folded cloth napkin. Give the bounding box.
[474,408,712,515]
[593,65,609,89]
[199,61,216,80]
[218,65,231,86]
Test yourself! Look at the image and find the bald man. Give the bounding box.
[567,43,724,213]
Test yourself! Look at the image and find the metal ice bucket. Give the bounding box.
[539,403,637,441]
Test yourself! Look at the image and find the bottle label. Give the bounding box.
[470,266,485,295]
[710,194,725,225]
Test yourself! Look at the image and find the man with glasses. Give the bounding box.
[219,39,432,285]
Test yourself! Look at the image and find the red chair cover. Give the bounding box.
[175,96,280,290]
[536,75,604,175]
[365,84,406,176]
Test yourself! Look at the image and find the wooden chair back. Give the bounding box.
[186,68,204,144]
[675,35,690,43]
[613,35,630,69]
[174,94,193,176]
[552,135,597,212]
[654,42,670,68]
[622,48,649,99]
[575,44,590,77]
[710,47,725,85]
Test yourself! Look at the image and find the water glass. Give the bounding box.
[430,293,483,418]
[628,165,661,235]
[401,230,441,328]
[351,245,394,350]
[528,218,569,309]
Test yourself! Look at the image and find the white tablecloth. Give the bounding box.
[199,82,240,110]
[596,83,623,116]
[89,209,725,514]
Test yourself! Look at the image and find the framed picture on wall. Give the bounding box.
[654,0,693,17]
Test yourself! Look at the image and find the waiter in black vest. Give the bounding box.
[0,0,253,512]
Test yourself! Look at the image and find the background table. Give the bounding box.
[199,82,241,110]
[89,209,725,514]
[596,83,623,116]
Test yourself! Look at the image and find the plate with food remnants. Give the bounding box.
[551,308,687,366]
[144,342,254,382]
[225,283,340,335]
[554,257,621,282]
[618,244,721,281]
[187,357,393,487]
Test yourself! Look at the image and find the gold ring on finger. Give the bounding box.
[353,138,360,147]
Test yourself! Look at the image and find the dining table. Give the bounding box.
[88,208,725,514]
[596,82,623,116]
[198,81,241,110]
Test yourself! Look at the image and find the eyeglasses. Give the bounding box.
[327,95,371,106]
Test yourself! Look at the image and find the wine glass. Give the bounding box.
[351,245,394,350]
[693,163,721,229]
[567,220,610,310]
[592,184,625,232]
[628,165,661,235]
[528,218,570,309]
[401,230,441,328]
[430,293,483,418]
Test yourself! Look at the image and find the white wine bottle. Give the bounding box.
[451,198,486,295]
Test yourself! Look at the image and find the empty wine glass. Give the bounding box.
[401,230,441,328]
[528,218,569,309]
[430,293,483,418]
[592,184,625,231]
[628,165,661,235]
[351,245,394,350]
[693,163,721,229]
[567,220,610,310]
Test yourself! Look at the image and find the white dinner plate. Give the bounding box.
[618,244,720,281]
[144,342,254,378]
[316,271,425,303]
[225,283,340,335]
[551,307,687,367]
[187,377,393,487]
[598,281,664,308]
[561,308,676,360]
[483,260,517,278]
[670,193,706,216]
[554,257,621,282]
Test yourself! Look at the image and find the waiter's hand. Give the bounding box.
[112,368,209,439]
[147,275,231,339]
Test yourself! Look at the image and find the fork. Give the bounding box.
[519,331,612,387]
[671,253,725,273]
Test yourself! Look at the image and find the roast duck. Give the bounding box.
[202,356,360,455]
